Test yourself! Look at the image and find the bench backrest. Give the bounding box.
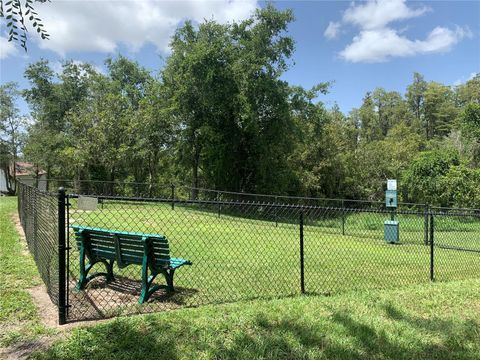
[71,226,170,268]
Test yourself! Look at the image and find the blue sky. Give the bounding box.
[1,0,479,115]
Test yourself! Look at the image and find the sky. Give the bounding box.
[1,0,479,115]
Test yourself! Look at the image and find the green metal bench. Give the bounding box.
[70,225,192,304]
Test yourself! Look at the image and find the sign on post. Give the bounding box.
[78,196,98,211]
[386,179,397,208]
[387,179,397,191]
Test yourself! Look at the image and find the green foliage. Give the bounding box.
[423,82,457,139]
[163,5,296,193]
[402,149,460,205]
[460,103,480,141]
[0,0,49,51]
[440,164,480,208]
[0,82,25,194]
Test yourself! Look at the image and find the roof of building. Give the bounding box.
[15,162,47,176]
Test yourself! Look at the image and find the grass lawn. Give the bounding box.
[66,199,480,319]
[0,197,53,348]
[34,279,480,359]
[1,195,480,359]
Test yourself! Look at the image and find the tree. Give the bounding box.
[456,73,480,106]
[459,103,480,141]
[402,149,459,205]
[358,92,379,142]
[23,59,94,184]
[372,88,412,137]
[440,164,480,208]
[406,72,427,125]
[0,82,25,194]
[162,5,296,195]
[423,82,457,139]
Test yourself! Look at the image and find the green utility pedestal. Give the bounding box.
[384,220,399,244]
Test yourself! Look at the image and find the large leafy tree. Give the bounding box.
[0,82,25,194]
[423,82,457,139]
[406,72,427,125]
[23,60,94,184]
[402,149,460,205]
[163,5,296,194]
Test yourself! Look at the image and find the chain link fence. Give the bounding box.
[17,180,480,323]
[17,182,60,305]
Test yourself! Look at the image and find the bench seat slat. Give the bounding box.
[76,232,169,248]
[75,240,170,260]
[72,226,166,239]
[89,249,178,268]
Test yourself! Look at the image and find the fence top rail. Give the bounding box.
[17,180,59,197]
[29,179,479,214]
[41,178,427,208]
[66,193,429,215]
[431,205,480,212]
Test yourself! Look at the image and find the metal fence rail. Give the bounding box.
[17,180,480,324]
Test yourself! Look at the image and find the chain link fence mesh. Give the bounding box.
[17,182,60,305]
[17,180,480,323]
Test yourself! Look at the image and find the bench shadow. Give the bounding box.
[67,275,198,322]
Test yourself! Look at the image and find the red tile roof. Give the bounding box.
[14,162,46,176]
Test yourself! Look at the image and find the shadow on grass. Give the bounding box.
[329,304,480,360]
[34,303,480,359]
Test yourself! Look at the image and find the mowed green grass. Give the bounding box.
[0,197,52,347]
[34,278,480,360]
[69,200,480,307]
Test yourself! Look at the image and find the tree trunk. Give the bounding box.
[191,145,200,200]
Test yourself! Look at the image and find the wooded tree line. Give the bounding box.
[1,6,479,207]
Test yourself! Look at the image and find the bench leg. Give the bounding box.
[75,245,89,291]
[139,259,161,304]
[106,259,115,282]
[163,269,175,293]
[76,255,115,291]
[139,268,177,304]
[75,262,93,291]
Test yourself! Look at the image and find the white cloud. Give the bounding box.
[340,26,471,63]
[52,60,106,75]
[342,0,429,30]
[33,0,258,56]
[453,72,478,86]
[326,0,471,63]
[324,21,341,40]
[0,36,19,59]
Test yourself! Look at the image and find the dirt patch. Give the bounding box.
[0,338,53,360]
[11,213,29,257]
[66,276,197,322]
[27,286,59,329]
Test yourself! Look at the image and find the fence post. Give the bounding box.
[300,210,305,294]
[341,199,345,235]
[429,209,434,282]
[424,204,429,245]
[58,187,67,325]
[217,192,221,218]
[171,184,175,210]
